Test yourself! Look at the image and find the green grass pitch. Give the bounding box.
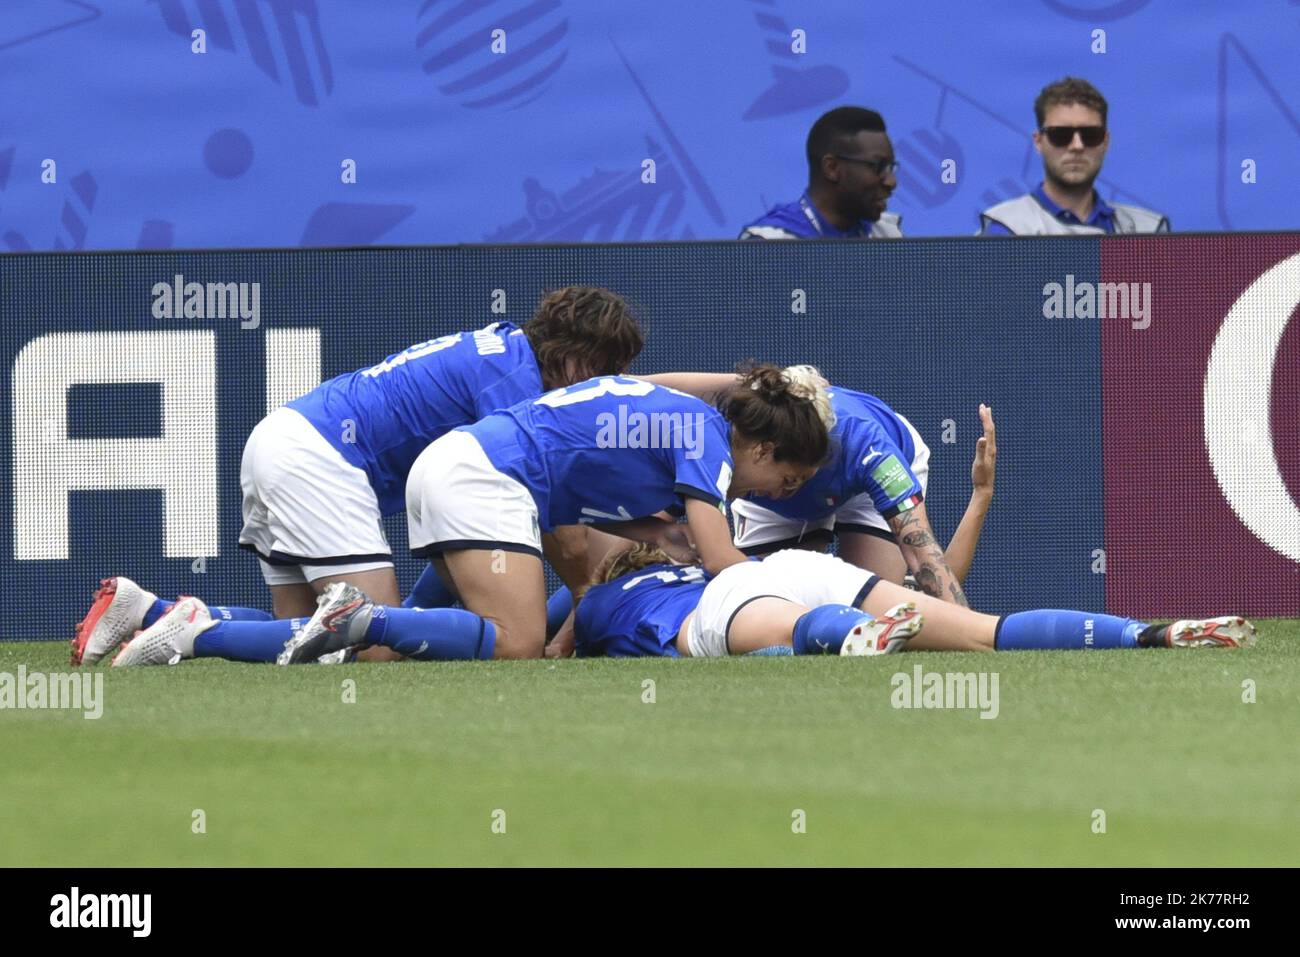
[2,624,1297,867]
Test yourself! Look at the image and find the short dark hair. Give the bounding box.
[522,286,644,387]
[1034,77,1108,128]
[806,106,887,179]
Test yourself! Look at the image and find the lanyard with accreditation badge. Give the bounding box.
[799,195,867,238]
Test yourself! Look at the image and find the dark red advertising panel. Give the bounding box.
[1102,234,1300,617]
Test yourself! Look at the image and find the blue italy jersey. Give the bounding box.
[746,386,923,522]
[575,563,708,657]
[463,377,733,532]
[287,322,542,515]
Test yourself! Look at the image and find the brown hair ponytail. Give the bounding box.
[716,362,834,465]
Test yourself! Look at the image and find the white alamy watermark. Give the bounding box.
[595,405,707,460]
[890,665,999,719]
[50,887,150,937]
[0,667,103,719]
[151,273,260,329]
[1042,274,1151,329]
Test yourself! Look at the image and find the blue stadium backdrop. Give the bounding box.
[1,0,1298,249]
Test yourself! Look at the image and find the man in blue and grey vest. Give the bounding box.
[979,77,1169,235]
[740,106,903,240]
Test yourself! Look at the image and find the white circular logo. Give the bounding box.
[1203,251,1300,561]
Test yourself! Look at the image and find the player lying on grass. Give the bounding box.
[104,365,836,666]
[130,538,1255,667]
[70,285,644,667]
[565,543,1257,658]
[648,367,980,604]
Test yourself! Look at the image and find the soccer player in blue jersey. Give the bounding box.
[733,376,984,606]
[242,286,642,618]
[569,543,1256,659]
[71,286,643,667]
[273,365,835,664]
[646,368,986,607]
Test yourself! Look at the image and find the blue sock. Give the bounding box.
[745,645,794,657]
[364,606,496,660]
[210,605,274,623]
[142,598,172,629]
[402,564,458,609]
[995,610,1145,650]
[143,599,272,629]
[546,587,574,639]
[193,618,304,663]
[791,604,868,655]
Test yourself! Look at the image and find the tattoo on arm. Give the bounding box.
[913,565,941,596]
[897,512,937,546]
[913,555,969,606]
[894,510,969,606]
[901,530,937,550]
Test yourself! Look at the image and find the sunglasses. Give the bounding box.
[1040,125,1106,148]
[831,154,900,176]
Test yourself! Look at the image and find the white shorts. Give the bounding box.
[406,430,543,559]
[732,413,930,551]
[238,407,393,586]
[685,549,879,657]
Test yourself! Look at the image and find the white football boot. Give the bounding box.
[840,602,924,656]
[1164,616,1257,649]
[111,597,215,667]
[71,576,159,666]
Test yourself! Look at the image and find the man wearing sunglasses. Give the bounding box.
[740,106,903,240]
[979,77,1169,235]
